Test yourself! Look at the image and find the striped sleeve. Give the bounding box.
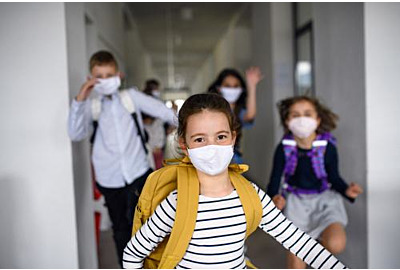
[252,184,347,269]
[123,191,177,269]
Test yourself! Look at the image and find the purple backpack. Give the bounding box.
[281,132,337,196]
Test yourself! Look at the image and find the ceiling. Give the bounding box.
[127,3,247,91]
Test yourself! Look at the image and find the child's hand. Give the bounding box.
[76,77,98,101]
[272,194,286,210]
[345,183,363,199]
[246,66,264,90]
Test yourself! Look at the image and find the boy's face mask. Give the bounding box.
[220,87,242,103]
[187,144,234,176]
[288,116,318,139]
[94,76,121,96]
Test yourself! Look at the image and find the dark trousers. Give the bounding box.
[96,169,152,267]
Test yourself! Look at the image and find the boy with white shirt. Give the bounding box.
[68,51,177,266]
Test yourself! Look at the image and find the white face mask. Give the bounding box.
[288,117,318,139]
[220,87,243,103]
[94,76,121,96]
[152,90,161,98]
[188,144,234,176]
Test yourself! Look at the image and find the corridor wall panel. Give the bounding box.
[0,3,78,268]
[65,3,98,268]
[314,3,367,268]
[365,3,400,268]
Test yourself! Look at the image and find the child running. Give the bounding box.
[267,95,363,268]
[123,93,347,269]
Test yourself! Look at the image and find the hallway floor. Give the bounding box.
[99,228,287,268]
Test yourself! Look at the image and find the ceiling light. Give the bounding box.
[181,7,193,21]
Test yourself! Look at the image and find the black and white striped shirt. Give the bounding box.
[123,183,346,269]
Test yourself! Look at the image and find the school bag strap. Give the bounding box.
[118,90,148,154]
[118,90,135,114]
[89,90,149,154]
[89,97,102,144]
[281,132,336,196]
[91,96,102,121]
[229,171,263,238]
[158,164,199,269]
[132,166,178,269]
[133,156,262,269]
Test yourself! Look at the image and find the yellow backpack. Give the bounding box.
[132,156,263,269]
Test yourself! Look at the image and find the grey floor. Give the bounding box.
[99,228,287,269]
[98,230,119,268]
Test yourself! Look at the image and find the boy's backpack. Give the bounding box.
[132,156,263,269]
[90,90,155,169]
[281,132,337,196]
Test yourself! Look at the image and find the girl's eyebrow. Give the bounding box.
[190,130,230,139]
[304,109,316,113]
[190,133,206,139]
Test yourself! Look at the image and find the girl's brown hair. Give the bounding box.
[277,95,339,134]
[178,93,239,143]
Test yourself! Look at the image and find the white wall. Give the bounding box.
[269,3,295,145]
[191,55,215,94]
[85,3,125,65]
[0,3,78,267]
[84,3,156,89]
[190,8,252,95]
[313,3,367,268]
[243,3,294,187]
[213,26,235,73]
[365,3,400,268]
[65,3,98,268]
[124,8,160,89]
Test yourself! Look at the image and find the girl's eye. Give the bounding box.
[194,137,204,143]
[217,135,227,140]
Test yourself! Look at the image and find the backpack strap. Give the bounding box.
[91,96,102,121]
[133,166,178,269]
[90,97,102,144]
[158,165,199,269]
[230,171,263,238]
[120,90,149,154]
[89,91,149,155]
[135,156,261,269]
[281,132,334,196]
[119,90,135,114]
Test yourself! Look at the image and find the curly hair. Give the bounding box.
[277,95,339,134]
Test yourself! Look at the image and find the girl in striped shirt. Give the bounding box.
[123,93,346,269]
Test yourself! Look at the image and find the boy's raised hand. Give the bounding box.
[272,194,286,210]
[345,183,363,199]
[76,77,97,102]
